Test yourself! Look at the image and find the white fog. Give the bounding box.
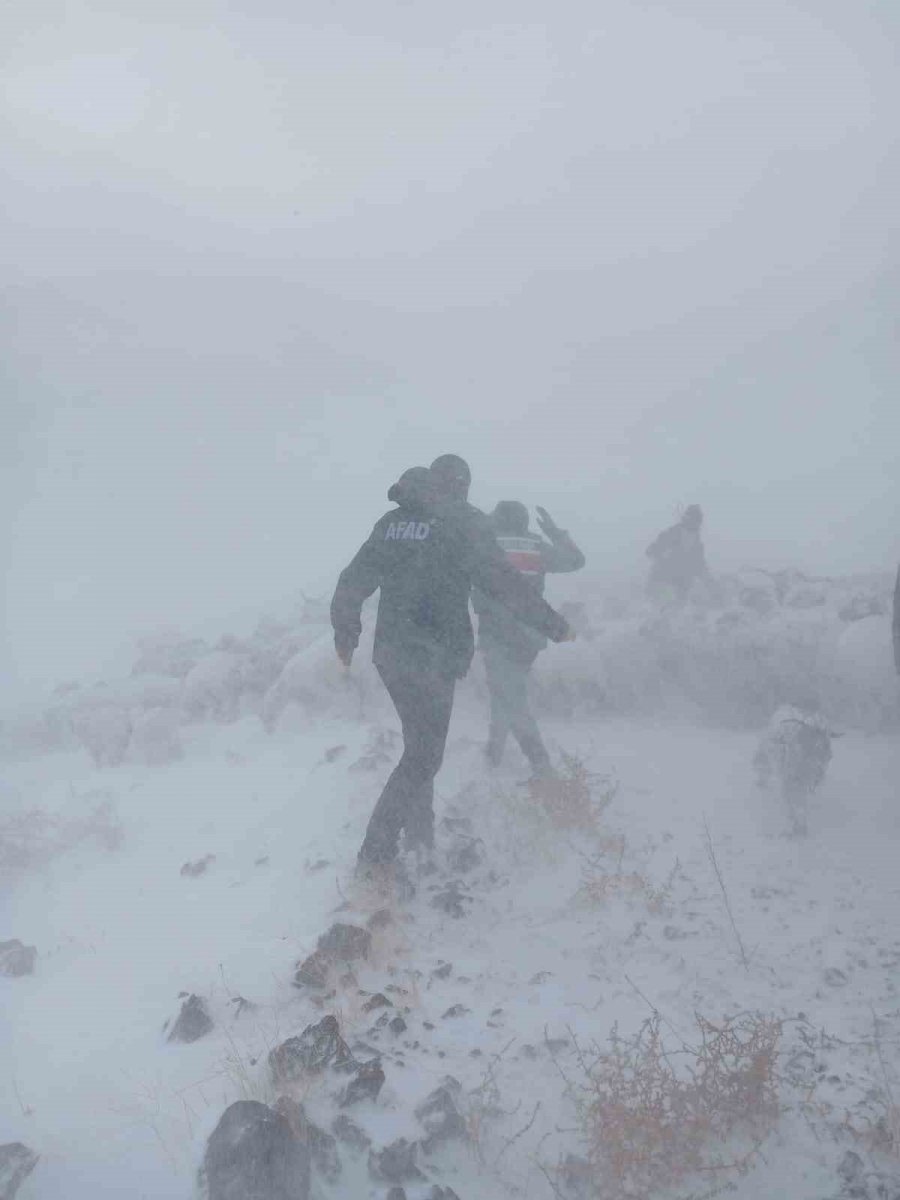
[1,2,899,1198]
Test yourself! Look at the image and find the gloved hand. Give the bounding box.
[335,637,354,667]
[535,506,565,540]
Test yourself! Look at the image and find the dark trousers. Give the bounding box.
[482,643,550,771]
[358,661,457,866]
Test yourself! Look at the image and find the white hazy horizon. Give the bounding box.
[3,0,899,704]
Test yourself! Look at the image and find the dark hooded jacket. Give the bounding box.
[473,502,585,660]
[646,518,707,592]
[331,471,570,679]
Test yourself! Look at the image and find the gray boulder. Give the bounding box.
[293,923,372,990]
[415,1080,466,1152]
[330,1114,371,1152]
[273,1099,341,1184]
[269,1015,355,1083]
[368,1139,422,1184]
[203,1101,310,1200]
[316,923,372,962]
[339,1059,385,1107]
[167,994,213,1043]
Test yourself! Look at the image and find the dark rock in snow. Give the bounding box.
[180,854,215,877]
[368,1139,422,1184]
[269,1015,354,1082]
[367,908,393,932]
[363,993,393,1012]
[273,1099,341,1183]
[340,1059,385,1106]
[430,882,472,919]
[0,1143,39,1199]
[317,922,372,962]
[0,941,36,978]
[429,1187,462,1200]
[350,1039,382,1061]
[304,858,330,873]
[167,994,213,1043]
[441,1004,469,1020]
[293,949,331,989]
[330,1114,371,1152]
[389,1016,407,1035]
[824,967,849,988]
[431,962,452,980]
[203,1100,310,1200]
[837,1150,865,1189]
[446,836,483,874]
[415,1081,466,1152]
[294,923,372,989]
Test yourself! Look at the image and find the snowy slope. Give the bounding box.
[1,584,899,1199]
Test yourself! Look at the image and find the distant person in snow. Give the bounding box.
[645,504,708,604]
[473,501,585,777]
[893,564,900,675]
[331,454,574,880]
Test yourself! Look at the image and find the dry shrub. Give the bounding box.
[561,1012,781,1199]
[576,830,678,916]
[841,1012,900,1162]
[578,868,674,915]
[526,754,618,835]
[484,757,617,867]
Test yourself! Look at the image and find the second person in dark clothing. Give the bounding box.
[330,456,574,877]
[473,501,585,776]
[645,504,708,604]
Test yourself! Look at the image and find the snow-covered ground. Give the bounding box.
[1,580,898,1199]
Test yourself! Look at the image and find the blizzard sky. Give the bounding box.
[3,0,899,704]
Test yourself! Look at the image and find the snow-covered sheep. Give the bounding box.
[182,651,247,722]
[127,706,184,766]
[131,632,208,679]
[753,706,835,836]
[70,703,133,768]
[261,629,376,733]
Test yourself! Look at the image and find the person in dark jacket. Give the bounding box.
[473,501,585,775]
[331,455,574,874]
[645,504,708,604]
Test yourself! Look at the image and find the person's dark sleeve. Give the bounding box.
[893,565,900,675]
[330,527,384,658]
[539,530,586,574]
[461,515,569,642]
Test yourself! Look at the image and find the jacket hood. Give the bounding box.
[387,466,436,511]
[492,500,530,536]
